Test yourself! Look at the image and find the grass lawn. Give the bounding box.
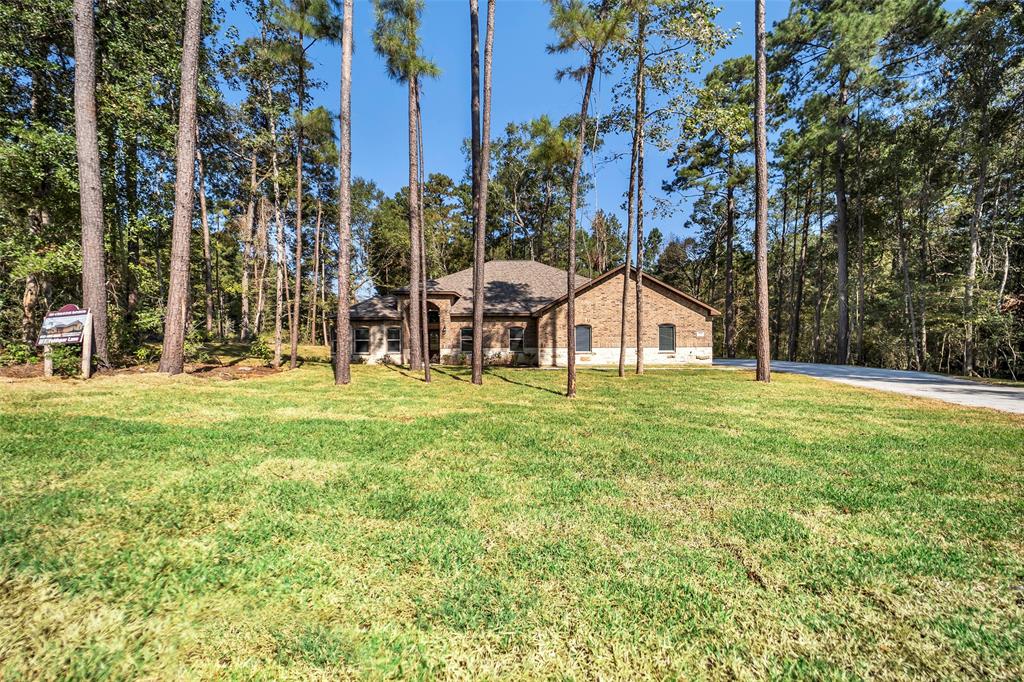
[1,360,1022,679]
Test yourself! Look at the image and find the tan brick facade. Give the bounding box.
[536,272,713,366]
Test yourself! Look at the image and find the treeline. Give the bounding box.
[656,0,1023,377]
[2,0,1021,378]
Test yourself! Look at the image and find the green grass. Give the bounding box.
[1,360,1022,679]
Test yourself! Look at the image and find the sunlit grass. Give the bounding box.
[1,363,1022,679]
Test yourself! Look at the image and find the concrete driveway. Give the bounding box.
[715,359,1024,415]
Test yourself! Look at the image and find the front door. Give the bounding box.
[428,330,440,363]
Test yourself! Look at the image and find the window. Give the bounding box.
[509,327,525,352]
[575,324,592,353]
[460,327,474,353]
[427,308,440,324]
[353,327,370,354]
[659,324,676,352]
[386,327,401,354]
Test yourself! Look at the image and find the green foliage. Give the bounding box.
[0,342,36,366]
[48,344,79,376]
[133,345,161,365]
[248,337,273,363]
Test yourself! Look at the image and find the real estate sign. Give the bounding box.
[38,306,90,345]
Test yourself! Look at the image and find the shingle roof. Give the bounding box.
[349,294,401,320]
[351,260,590,318]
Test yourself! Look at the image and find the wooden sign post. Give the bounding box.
[37,305,93,379]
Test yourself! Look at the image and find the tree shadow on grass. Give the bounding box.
[381,362,426,383]
[430,366,469,383]
[484,368,564,396]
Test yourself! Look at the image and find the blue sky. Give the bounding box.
[223,0,793,244]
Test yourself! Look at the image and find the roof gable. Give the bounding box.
[531,265,721,317]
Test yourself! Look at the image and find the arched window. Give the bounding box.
[575,324,592,353]
[658,324,676,352]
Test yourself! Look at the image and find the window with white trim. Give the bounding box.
[353,327,370,354]
[460,327,473,353]
[386,327,401,353]
[508,327,524,352]
[575,324,592,353]
[658,324,676,352]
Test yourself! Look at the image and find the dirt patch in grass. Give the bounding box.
[0,363,44,379]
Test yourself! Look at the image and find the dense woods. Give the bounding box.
[1,0,1021,378]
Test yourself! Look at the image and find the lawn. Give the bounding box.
[1,360,1022,679]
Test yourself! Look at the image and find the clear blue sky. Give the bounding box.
[222,0,792,244]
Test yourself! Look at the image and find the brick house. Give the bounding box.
[348,260,719,366]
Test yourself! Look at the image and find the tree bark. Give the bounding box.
[73,0,109,368]
[407,76,423,371]
[724,153,736,358]
[197,143,214,337]
[812,157,825,363]
[833,68,851,365]
[271,117,285,369]
[567,55,597,398]
[619,12,643,378]
[158,0,203,375]
[469,0,484,384]
[335,0,353,384]
[417,80,430,383]
[964,137,987,374]
[309,199,322,344]
[772,177,788,360]
[753,0,770,382]
[634,57,647,376]
[290,29,305,370]
[788,182,812,361]
[241,151,256,341]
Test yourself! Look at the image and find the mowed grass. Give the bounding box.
[1,361,1022,680]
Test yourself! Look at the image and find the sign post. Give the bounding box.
[36,305,93,379]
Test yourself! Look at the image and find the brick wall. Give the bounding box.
[536,272,713,366]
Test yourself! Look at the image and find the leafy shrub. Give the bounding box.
[50,345,80,376]
[133,345,161,364]
[184,327,212,364]
[248,337,273,363]
[0,342,37,367]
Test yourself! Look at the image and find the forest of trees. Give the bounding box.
[1,0,1021,378]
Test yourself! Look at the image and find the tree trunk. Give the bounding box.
[854,100,865,364]
[812,158,825,363]
[753,0,770,382]
[964,138,987,374]
[73,0,109,369]
[833,68,851,365]
[469,0,488,384]
[896,175,920,370]
[158,0,202,375]
[566,55,597,398]
[197,143,214,337]
[416,80,430,383]
[772,177,788,360]
[271,117,285,369]
[309,199,322,344]
[290,35,305,370]
[619,12,643,378]
[407,76,422,371]
[788,182,812,361]
[634,57,647,376]
[724,154,736,359]
[125,138,140,332]
[254,196,269,334]
[241,151,256,341]
[335,0,352,384]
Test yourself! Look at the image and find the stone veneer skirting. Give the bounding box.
[537,346,713,367]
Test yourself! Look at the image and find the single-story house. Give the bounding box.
[348,260,719,366]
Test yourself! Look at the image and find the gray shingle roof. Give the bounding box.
[350,260,590,318]
[349,294,401,320]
